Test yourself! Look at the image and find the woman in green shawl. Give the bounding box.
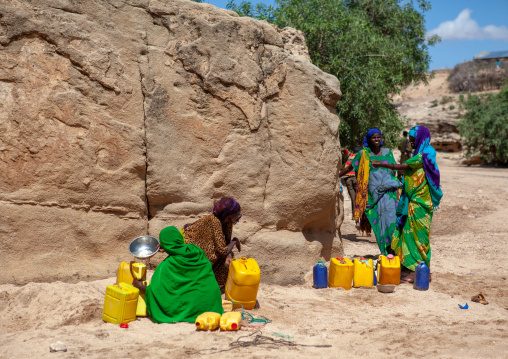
[339,128,400,255]
[134,226,223,323]
[372,125,443,283]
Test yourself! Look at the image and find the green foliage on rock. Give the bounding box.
[458,85,508,165]
[226,0,439,149]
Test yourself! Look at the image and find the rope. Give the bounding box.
[184,330,332,355]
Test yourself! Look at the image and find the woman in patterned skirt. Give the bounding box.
[183,198,242,288]
[372,126,442,282]
[340,128,400,255]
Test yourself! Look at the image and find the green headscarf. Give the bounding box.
[145,226,223,323]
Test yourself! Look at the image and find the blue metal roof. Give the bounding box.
[474,50,508,60]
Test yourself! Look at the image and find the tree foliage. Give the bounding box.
[458,85,508,165]
[227,0,439,149]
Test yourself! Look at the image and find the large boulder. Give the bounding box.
[0,0,342,285]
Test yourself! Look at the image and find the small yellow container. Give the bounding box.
[195,312,222,330]
[131,263,146,280]
[225,257,261,310]
[102,282,139,324]
[116,261,134,285]
[328,257,354,290]
[377,255,401,285]
[353,258,374,287]
[220,311,242,331]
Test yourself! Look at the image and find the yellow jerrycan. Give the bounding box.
[328,257,354,290]
[102,282,139,324]
[377,254,401,285]
[225,257,261,310]
[129,262,149,317]
[220,311,242,331]
[353,258,374,287]
[116,261,134,285]
[195,312,222,330]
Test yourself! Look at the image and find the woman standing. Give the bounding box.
[183,197,242,288]
[372,126,442,282]
[339,128,400,255]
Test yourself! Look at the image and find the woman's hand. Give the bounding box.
[156,244,164,253]
[233,237,241,252]
[371,159,384,168]
[224,253,233,267]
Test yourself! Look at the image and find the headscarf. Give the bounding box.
[211,197,241,222]
[362,128,384,147]
[408,126,443,208]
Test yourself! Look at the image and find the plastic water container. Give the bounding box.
[225,257,261,310]
[353,258,374,287]
[195,312,221,330]
[116,261,134,285]
[328,257,354,290]
[220,311,242,331]
[313,261,328,289]
[102,283,139,324]
[414,262,430,291]
[129,262,149,317]
[377,255,401,285]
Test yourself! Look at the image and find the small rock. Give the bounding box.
[49,341,67,353]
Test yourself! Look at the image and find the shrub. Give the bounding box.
[440,95,454,104]
[449,105,455,110]
[448,60,508,93]
[430,99,438,108]
[458,85,508,165]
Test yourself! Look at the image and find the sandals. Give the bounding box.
[471,293,489,305]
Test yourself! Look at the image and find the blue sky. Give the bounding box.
[202,0,508,70]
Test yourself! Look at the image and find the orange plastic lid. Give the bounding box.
[337,257,344,260]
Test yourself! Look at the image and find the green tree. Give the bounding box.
[227,0,439,149]
[458,85,508,165]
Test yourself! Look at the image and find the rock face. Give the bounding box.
[0,0,342,285]
[395,70,462,153]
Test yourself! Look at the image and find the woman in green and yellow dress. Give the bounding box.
[372,125,443,282]
[339,128,400,255]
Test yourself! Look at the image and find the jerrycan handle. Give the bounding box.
[129,261,136,279]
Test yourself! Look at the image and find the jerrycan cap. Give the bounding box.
[317,260,323,264]
[337,257,344,260]
[387,254,395,260]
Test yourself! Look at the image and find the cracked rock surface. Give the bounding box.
[0,0,342,285]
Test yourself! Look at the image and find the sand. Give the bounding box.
[1,154,507,359]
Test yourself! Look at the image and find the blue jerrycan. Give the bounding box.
[414,262,430,291]
[313,261,328,289]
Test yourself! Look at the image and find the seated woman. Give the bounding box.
[183,197,242,288]
[136,226,223,323]
[339,128,400,255]
[372,126,443,283]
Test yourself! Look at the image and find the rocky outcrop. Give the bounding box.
[395,70,462,153]
[0,0,342,285]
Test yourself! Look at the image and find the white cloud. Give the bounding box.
[428,9,508,41]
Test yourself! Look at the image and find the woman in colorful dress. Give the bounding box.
[183,197,242,288]
[372,125,442,282]
[339,128,400,255]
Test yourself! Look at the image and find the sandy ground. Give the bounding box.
[1,154,507,359]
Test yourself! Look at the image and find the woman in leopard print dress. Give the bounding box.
[183,198,242,288]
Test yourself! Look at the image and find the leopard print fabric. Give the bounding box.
[184,214,233,287]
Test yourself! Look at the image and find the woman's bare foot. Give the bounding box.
[401,271,415,283]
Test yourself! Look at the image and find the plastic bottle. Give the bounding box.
[313,261,328,289]
[413,262,430,291]
[220,311,242,331]
[195,312,222,330]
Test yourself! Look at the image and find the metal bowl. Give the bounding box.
[376,284,396,293]
[129,235,160,259]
